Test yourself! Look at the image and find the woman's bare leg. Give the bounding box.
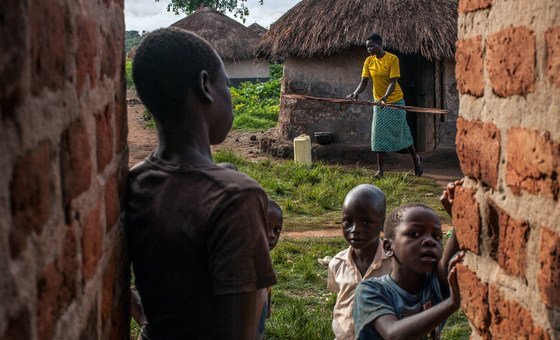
[407,145,423,176]
[375,152,385,178]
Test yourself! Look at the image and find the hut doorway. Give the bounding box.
[398,53,437,152]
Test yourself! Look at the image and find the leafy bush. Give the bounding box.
[125,58,134,89]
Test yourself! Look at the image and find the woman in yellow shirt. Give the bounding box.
[347,34,423,178]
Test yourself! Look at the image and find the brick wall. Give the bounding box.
[0,0,128,339]
[455,0,559,338]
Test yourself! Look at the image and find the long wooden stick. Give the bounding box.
[282,93,449,115]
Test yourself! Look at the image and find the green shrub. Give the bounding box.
[125,58,134,89]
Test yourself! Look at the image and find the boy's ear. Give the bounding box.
[382,238,393,257]
[198,70,213,103]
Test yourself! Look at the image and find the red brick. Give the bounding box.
[538,228,560,309]
[486,27,536,97]
[0,0,26,118]
[82,202,103,281]
[96,106,113,173]
[114,91,128,153]
[452,186,481,254]
[30,0,66,95]
[101,32,118,79]
[458,0,492,13]
[61,119,92,206]
[9,141,53,258]
[489,286,549,339]
[456,118,501,189]
[37,227,78,340]
[79,305,98,339]
[104,173,120,231]
[457,264,490,335]
[101,250,117,326]
[76,16,98,95]
[505,128,560,200]
[545,26,560,89]
[456,36,484,97]
[490,203,529,278]
[3,309,31,340]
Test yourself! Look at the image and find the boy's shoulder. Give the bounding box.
[328,247,351,270]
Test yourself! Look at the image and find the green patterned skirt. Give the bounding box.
[370,99,414,152]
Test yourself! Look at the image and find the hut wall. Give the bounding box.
[280,48,373,144]
[455,0,559,338]
[0,1,129,338]
[438,59,459,148]
[224,59,270,83]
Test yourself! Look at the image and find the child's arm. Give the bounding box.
[437,180,462,285]
[372,254,463,340]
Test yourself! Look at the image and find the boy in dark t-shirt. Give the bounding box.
[126,28,276,339]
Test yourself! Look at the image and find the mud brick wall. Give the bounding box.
[0,0,129,339]
[455,0,559,338]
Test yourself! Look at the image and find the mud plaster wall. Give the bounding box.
[224,59,270,79]
[0,0,129,339]
[455,0,560,338]
[440,59,459,147]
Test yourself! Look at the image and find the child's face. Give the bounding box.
[342,198,384,250]
[266,207,283,250]
[387,207,443,273]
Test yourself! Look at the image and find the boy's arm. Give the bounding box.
[327,260,340,293]
[373,262,462,340]
[214,292,257,339]
[437,231,459,285]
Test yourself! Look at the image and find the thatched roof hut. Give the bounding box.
[170,6,269,85]
[171,6,260,61]
[257,0,457,60]
[248,23,267,37]
[257,0,459,152]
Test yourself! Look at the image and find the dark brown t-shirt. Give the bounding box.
[125,155,277,339]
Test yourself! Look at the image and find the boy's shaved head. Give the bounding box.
[343,184,386,214]
[132,28,222,122]
[384,203,433,240]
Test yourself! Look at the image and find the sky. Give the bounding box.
[124,0,301,32]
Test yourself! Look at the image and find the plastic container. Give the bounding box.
[293,134,312,165]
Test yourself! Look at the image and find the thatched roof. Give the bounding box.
[257,0,457,60]
[170,6,260,61]
[248,23,267,36]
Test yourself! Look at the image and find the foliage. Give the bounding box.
[125,30,146,54]
[157,0,263,22]
[213,150,449,232]
[125,59,134,89]
[230,77,280,131]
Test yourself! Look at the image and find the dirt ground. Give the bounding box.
[126,92,462,237]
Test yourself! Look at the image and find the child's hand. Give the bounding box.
[447,251,465,309]
[440,180,463,216]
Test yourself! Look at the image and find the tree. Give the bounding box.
[156,0,264,22]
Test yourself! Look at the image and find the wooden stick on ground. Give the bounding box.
[282,93,449,115]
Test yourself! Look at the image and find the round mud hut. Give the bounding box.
[257,0,459,152]
[248,23,268,37]
[171,6,269,86]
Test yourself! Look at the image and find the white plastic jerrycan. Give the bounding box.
[293,134,312,165]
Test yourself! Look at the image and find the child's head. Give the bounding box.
[383,203,443,273]
[341,184,386,250]
[266,199,283,251]
[133,28,232,144]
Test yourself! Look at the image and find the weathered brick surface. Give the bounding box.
[489,286,549,339]
[79,306,98,340]
[104,173,120,231]
[458,0,492,13]
[486,27,536,97]
[456,36,484,97]
[545,26,560,88]
[9,142,53,258]
[505,127,560,200]
[0,0,26,118]
[61,119,92,206]
[37,227,78,340]
[456,118,500,189]
[3,309,31,340]
[114,92,128,153]
[457,264,490,335]
[96,106,113,173]
[76,16,98,95]
[101,32,118,79]
[101,250,117,327]
[538,228,560,309]
[82,203,103,281]
[488,203,530,278]
[30,0,66,95]
[452,186,481,253]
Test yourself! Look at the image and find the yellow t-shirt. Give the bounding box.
[361,52,404,103]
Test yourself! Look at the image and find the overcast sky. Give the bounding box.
[124,0,301,32]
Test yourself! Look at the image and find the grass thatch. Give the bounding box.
[248,22,268,36]
[171,6,261,61]
[257,0,457,61]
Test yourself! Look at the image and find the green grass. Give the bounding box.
[213,150,449,232]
